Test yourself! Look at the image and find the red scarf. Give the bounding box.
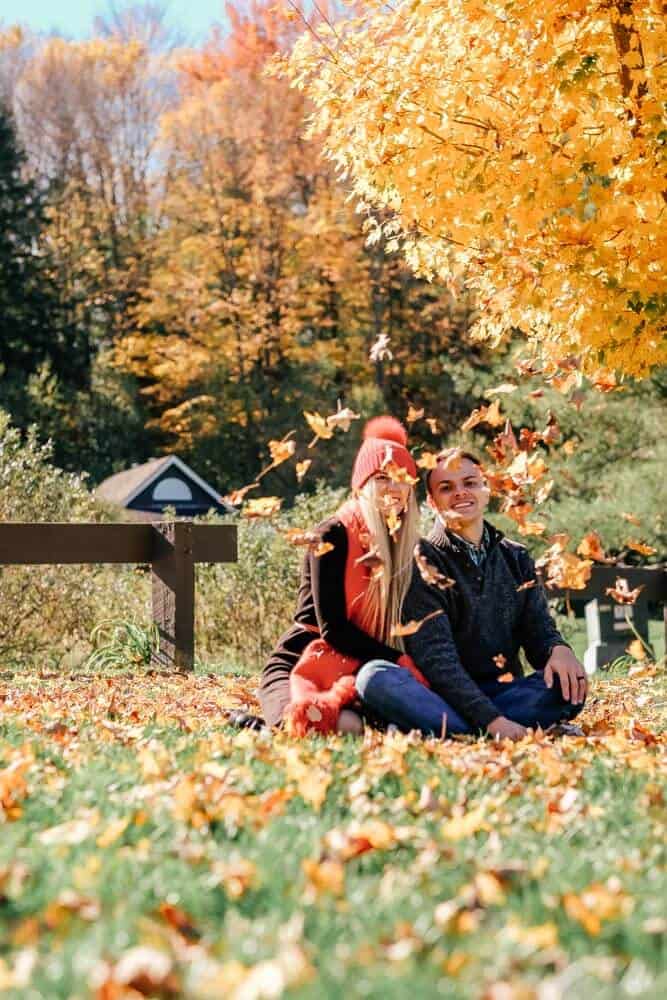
[285,499,428,736]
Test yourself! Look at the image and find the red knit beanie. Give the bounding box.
[351,416,417,491]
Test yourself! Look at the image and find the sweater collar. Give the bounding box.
[428,517,503,555]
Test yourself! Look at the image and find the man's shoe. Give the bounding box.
[226,710,266,731]
[550,721,585,737]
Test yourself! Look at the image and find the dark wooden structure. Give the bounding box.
[0,521,237,670]
[544,564,667,668]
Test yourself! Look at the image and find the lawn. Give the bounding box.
[1,664,665,999]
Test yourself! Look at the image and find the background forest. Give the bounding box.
[0,2,664,668]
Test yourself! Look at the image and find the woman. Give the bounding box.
[258,416,427,736]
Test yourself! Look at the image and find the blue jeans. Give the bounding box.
[355,661,584,737]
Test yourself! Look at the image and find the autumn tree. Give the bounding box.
[113,2,488,491]
[278,0,667,377]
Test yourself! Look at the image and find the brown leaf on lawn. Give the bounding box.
[415,550,456,591]
[624,540,656,556]
[541,411,560,445]
[391,610,443,638]
[158,902,200,941]
[621,512,641,526]
[605,577,644,605]
[302,858,345,898]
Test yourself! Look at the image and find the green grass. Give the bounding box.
[0,668,665,998]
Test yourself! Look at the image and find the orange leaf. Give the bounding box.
[624,539,656,556]
[391,609,443,637]
[497,672,514,683]
[242,496,282,519]
[605,577,644,605]
[296,459,312,482]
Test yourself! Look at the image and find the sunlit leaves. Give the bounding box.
[280,0,667,376]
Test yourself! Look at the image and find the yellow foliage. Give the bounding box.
[280,0,667,376]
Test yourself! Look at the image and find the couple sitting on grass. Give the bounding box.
[256,416,587,741]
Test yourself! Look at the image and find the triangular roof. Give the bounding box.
[96,455,230,510]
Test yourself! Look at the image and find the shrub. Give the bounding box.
[0,412,148,666]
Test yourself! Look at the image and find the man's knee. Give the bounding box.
[355,660,398,702]
[538,672,586,720]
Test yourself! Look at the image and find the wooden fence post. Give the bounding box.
[151,521,195,670]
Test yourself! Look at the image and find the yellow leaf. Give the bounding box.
[243,496,282,519]
[96,816,130,848]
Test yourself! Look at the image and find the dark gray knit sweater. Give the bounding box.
[403,518,567,730]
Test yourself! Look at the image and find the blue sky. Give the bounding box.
[5,1,228,44]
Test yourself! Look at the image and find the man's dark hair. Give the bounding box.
[424,448,483,495]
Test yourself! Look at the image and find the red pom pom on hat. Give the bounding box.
[362,415,408,446]
[351,414,416,491]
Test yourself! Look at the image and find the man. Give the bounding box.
[355,449,587,740]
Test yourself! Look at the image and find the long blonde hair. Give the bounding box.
[355,478,420,651]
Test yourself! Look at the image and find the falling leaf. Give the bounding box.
[295,459,312,482]
[416,451,439,469]
[242,497,282,519]
[590,370,621,392]
[497,672,514,683]
[605,577,644,605]
[415,550,456,590]
[425,417,439,434]
[624,540,656,556]
[577,531,610,562]
[268,436,296,467]
[225,482,259,506]
[369,333,393,362]
[385,506,401,540]
[626,639,646,661]
[517,520,546,537]
[304,410,333,446]
[355,546,385,581]
[516,579,537,592]
[391,609,443,637]
[284,528,333,556]
[493,654,507,670]
[326,401,360,432]
[461,407,485,432]
[484,383,517,397]
[406,404,425,424]
[382,461,419,485]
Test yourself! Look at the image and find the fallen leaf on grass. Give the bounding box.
[302,858,345,897]
[442,806,486,841]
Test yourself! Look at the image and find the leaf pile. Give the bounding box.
[1,666,665,998]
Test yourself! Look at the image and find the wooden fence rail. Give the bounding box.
[0,521,237,670]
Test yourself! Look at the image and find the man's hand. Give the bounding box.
[544,645,588,704]
[486,715,527,741]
